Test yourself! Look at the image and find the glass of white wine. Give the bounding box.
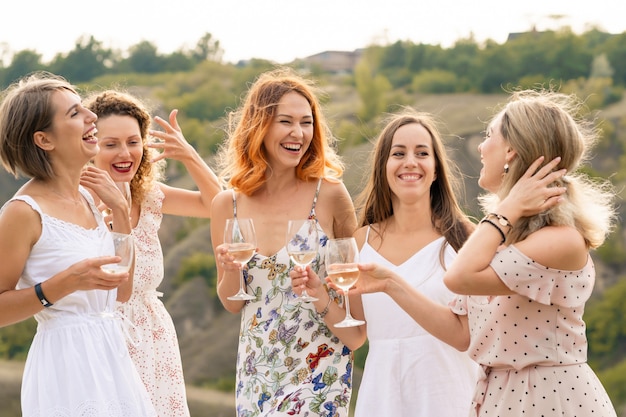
[286,219,319,302]
[325,237,365,328]
[225,218,257,301]
[100,232,134,316]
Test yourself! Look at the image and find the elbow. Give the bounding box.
[443,273,463,294]
[452,336,471,352]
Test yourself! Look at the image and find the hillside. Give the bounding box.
[1,90,625,416]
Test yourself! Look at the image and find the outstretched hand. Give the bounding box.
[498,156,567,221]
[328,263,392,296]
[148,109,196,163]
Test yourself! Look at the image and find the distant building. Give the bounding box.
[298,49,363,73]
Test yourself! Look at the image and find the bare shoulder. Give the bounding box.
[211,189,234,211]
[353,225,369,248]
[514,226,588,271]
[0,199,41,245]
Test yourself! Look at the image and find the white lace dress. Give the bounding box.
[116,185,190,416]
[10,188,157,417]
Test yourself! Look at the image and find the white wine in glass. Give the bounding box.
[286,219,319,302]
[325,237,365,327]
[101,232,134,317]
[225,218,257,301]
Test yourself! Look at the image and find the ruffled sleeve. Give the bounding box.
[490,245,594,307]
[449,294,469,316]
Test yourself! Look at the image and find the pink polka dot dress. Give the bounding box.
[451,245,616,417]
[117,185,190,416]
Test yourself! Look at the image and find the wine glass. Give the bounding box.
[225,218,257,301]
[101,232,134,316]
[325,237,365,328]
[286,219,319,302]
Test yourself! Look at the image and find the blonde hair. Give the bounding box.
[217,67,343,195]
[481,89,616,248]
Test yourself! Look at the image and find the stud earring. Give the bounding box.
[503,163,509,174]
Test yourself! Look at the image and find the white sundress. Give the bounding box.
[9,188,157,417]
[356,231,478,417]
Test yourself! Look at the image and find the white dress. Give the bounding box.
[116,185,190,416]
[355,231,478,417]
[10,188,157,417]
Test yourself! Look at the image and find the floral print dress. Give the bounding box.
[232,180,353,417]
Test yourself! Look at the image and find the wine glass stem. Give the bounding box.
[343,289,352,319]
[238,266,246,293]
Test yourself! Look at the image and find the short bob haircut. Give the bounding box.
[0,71,77,180]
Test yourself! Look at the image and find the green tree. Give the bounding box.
[354,50,392,121]
[123,41,164,73]
[0,50,43,87]
[48,36,111,83]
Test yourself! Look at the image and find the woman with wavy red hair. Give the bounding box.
[211,67,357,416]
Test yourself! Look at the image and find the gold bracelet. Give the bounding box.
[487,212,512,229]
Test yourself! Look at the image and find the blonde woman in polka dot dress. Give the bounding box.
[355,89,617,416]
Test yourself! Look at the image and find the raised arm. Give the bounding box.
[151,109,222,218]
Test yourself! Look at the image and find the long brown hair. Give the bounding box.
[356,108,473,255]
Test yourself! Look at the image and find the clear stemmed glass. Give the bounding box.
[101,232,134,316]
[225,218,257,301]
[286,219,319,302]
[325,237,365,328]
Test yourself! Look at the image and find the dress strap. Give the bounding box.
[231,189,238,218]
[364,225,371,242]
[308,178,323,220]
[4,195,42,217]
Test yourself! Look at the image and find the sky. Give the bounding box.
[1,0,624,65]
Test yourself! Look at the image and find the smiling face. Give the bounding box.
[39,89,99,165]
[91,114,144,182]
[385,122,436,205]
[262,91,314,170]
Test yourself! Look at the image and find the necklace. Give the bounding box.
[48,188,84,205]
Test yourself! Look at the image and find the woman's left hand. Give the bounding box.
[80,166,127,214]
[148,109,195,163]
[498,156,567,222]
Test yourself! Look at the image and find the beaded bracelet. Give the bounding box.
[317,295,333,319]
[480,217,506,244]
[34,283,53,307]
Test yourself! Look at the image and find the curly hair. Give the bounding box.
[217,67,344,195]
[83,90,165,206]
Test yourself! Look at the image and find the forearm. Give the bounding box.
[181,151,221,217]
[311,289,367,351]
[385,276,470,351]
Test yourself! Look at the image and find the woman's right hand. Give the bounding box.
[69,256,129,291]
[289,265,324,297]
[215,243,243,273]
